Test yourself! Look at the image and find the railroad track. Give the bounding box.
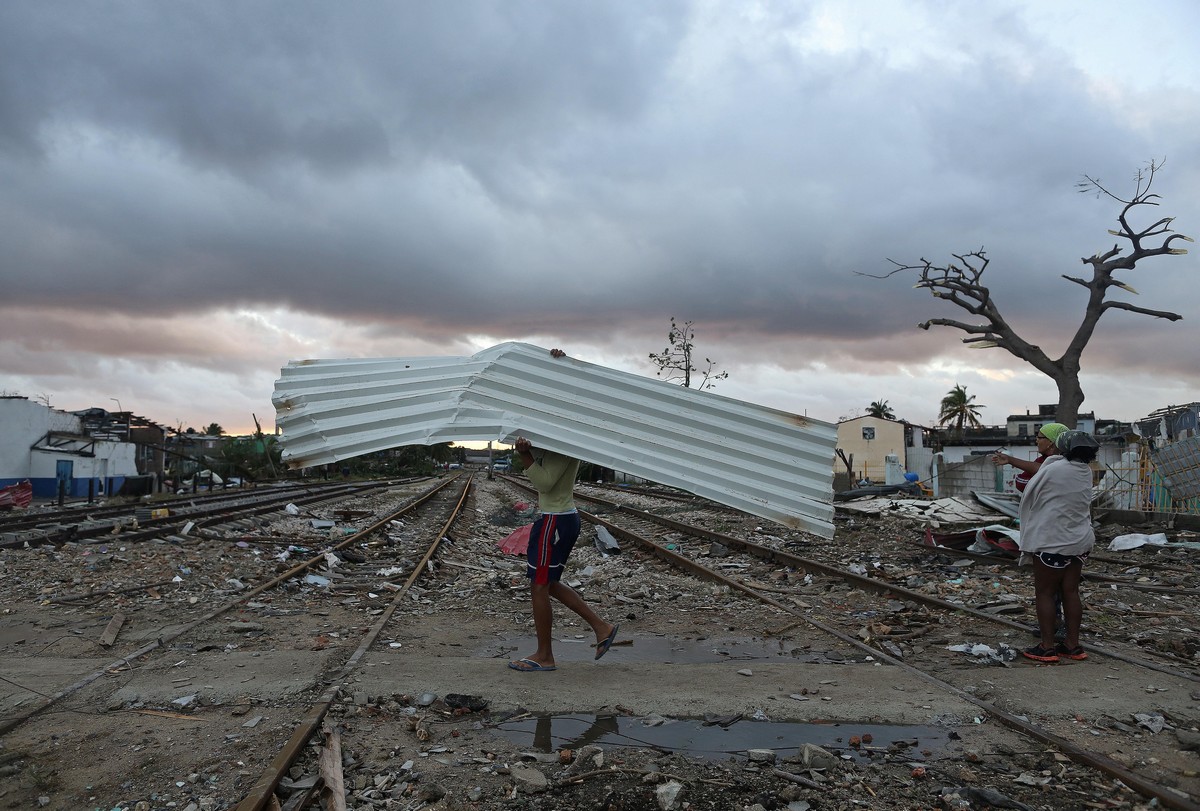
[557,480,1200,809]
[575,481,1200,670]
[2,474,1197,810]
[0,476,468,808]
[0,480,408,548]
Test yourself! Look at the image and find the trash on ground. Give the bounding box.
[946,642,1016,664]
[1108,533,1168,551]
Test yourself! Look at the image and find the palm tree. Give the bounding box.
[866,399,895,420]
[938,384,984,437]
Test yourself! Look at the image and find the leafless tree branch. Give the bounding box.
[882,159,1190,425]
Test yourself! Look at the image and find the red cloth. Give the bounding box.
[497,524,532,556]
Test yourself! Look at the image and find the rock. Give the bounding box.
[655,780,684,810]
[510,764,548,794]
[568,744,604,774]
[747,749,777,764]
[418,783,446,802]
[794,743,838,771]
[1176,728,1200,751]
[228,621,264,632]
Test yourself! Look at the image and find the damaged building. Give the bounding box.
[0,396,166,500]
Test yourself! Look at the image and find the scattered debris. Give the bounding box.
[946,642,1016,665]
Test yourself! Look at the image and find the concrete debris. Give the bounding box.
[509,763,549,794]
[655,779,685,810]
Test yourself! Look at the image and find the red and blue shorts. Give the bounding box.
[526,511,581,585]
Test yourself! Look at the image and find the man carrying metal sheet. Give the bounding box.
[508,350,620,673]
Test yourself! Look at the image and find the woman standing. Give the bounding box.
[992,422,1068,493]
[1017,429,1100,663]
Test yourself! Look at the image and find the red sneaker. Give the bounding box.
[1021,644,1059,663]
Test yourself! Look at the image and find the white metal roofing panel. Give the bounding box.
[272,342,836,536]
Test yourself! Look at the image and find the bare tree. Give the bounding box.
[648,316,730,390]
[865,160,1192,427]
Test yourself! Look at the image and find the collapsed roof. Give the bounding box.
[272,342,836,537]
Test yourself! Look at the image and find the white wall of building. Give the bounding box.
[1,397,140,498]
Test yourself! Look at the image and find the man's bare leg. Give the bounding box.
[549,581,615,645]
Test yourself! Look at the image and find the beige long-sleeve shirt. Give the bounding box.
[524,448,580,514]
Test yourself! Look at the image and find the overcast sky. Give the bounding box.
[1,1,1197,438]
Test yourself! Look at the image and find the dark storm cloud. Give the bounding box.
[0,0,1195,433]
[0,2,684,172]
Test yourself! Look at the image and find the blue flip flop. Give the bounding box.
[594,625,619,660]
[508,657,557,672]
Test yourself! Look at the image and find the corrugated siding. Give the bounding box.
[273,342,836,536]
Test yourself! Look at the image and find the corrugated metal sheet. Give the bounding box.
[272,342,836,536]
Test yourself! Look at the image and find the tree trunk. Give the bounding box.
[1054,374,1085,428]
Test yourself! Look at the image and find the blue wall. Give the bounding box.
[1,476,126,500]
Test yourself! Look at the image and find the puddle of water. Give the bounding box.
[486,634,865,665]
[490,713,949,762]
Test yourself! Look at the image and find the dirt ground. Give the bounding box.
[1,477,1197,810]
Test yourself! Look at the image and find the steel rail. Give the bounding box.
[912,538,1200,594]
[0,478,457,737]
[0,480,388,548]
[0,479,365,536]
[232,478,474,811]
[577,506,1200,811]
[594,498,1200,683]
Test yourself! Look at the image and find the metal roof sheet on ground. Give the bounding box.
[272,342,836,537]
[971,490,1021,519]
[837,496,1009,525]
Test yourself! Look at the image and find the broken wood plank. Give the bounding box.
[772,767,824,789]
[98,613,126,647]
[122,709,208,722]
[51,580,175,604]
[318,726,347,811]
[438,559,493,572]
